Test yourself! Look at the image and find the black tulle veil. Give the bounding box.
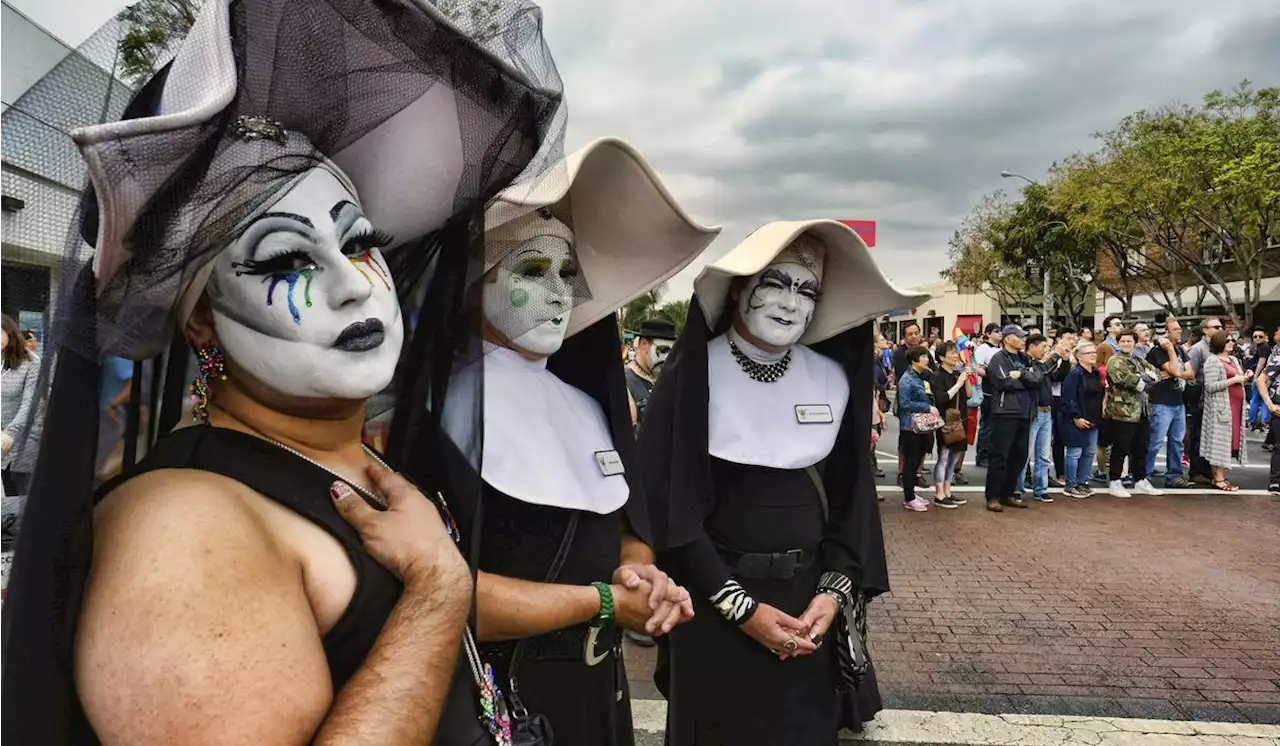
[1,1,569,742]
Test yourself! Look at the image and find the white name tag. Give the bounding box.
[594,450,625,477]
[795,404,834,424]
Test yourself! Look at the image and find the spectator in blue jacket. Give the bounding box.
[897,346,938,511]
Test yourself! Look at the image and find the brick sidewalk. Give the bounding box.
[624,492,1280,724]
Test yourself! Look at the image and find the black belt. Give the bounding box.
[715,545,820,580]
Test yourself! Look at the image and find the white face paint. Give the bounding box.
[483,234,577,358]
[643,339,672,372]
[736,260,821,349]
[207,168,404,400]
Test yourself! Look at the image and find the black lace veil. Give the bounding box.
[1,0,569,741]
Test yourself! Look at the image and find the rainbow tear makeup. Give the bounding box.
[265,267,317,324]
[350,253,391,290]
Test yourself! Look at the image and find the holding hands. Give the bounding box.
[613,563,695,636]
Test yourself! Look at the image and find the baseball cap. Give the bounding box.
[1001,324,1029,339]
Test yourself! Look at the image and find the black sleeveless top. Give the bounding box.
[92,426,487,746]
[97,426,400,690]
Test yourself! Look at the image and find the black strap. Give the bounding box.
[507,511,580,716]
[123,361,144,469]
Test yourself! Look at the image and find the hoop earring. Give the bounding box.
[190,342,227,424]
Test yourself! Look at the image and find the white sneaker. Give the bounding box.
[904,497,930,511]
[1133,479,1164,496]
[1109,480,1132,498]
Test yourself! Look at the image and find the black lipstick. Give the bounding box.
[334,318,386,352]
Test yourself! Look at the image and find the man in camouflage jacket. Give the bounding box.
[1103,328,1163,496]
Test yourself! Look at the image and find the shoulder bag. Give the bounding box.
[939,408,966,445]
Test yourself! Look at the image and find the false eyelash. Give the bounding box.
[232,250,317,276]
[344,228,396,254]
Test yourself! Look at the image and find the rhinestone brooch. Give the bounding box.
[232,115,287,144]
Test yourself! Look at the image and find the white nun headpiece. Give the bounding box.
[485,137,722,338]
[695,220,929,344]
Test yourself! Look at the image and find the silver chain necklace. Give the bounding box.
[728,337,792,383]
[261,434,391,508]
[249,430,508,741]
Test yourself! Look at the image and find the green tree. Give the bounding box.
[618,283,667,336]
[999,182,1096,329]
[118,0,199,84]
[1057,82,1279,329]
[655,299,690,334]
[941,192,1039,318]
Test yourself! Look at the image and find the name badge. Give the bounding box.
[795,404,834,424]
[594,450,625,477]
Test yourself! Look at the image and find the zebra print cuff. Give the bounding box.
[710,579,758,625]
[817,571,856,611]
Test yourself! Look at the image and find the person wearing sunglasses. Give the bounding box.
[1244,327,1272,432]
[627,318,679,433]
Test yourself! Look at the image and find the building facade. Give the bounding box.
[2,2,132,353]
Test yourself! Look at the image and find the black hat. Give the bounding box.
[637,318,678,340]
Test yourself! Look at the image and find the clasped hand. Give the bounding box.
[612,563,695,636]
[742,593,839,661]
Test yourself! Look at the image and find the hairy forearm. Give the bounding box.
[314,576,471,745]
[474,571,600,642]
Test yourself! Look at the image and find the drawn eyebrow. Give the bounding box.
[799,279,820,292]
[249,212,313,229]
[239,212,317,260]
[760,268,791,284]
[330,200,364,238]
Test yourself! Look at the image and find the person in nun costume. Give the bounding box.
[0,0,568,743]
[640,220,928,745]
[438,137,721,746]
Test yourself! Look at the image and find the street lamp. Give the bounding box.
[1000,170,1035,184]
[1000,170,1049,328]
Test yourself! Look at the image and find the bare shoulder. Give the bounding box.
[79,469,332,745]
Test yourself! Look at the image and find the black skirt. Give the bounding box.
[470,487,634,746]
[663,459,881,745]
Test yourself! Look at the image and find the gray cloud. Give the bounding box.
[14,0,1280,303]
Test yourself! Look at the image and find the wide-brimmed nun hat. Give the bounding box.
[484,136,721,338]
[694,219,928,344]
[72,0,564,359]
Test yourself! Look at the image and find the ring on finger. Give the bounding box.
[782,637,798,652]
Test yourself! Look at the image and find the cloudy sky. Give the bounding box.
[15,0,1280,300]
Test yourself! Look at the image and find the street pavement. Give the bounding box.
[624,418,1280,726]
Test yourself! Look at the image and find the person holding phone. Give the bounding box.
[1060,341,1104,498]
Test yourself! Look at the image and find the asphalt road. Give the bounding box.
[874,416,1276,494]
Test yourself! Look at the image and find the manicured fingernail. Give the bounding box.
[331,482,355,501]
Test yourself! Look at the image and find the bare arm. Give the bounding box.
[621,530,655,566]
[474,571,603,641]
[78,469,469,746]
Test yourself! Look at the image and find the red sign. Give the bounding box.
[837,219,876,247]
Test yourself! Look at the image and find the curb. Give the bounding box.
[631,702,1280,744]
[873,485,1279,497]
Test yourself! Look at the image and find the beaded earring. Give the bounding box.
[189,342,227,423]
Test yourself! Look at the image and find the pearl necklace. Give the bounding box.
[728,337,792,383]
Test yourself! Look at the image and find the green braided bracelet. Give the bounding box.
[591,581,614,625]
